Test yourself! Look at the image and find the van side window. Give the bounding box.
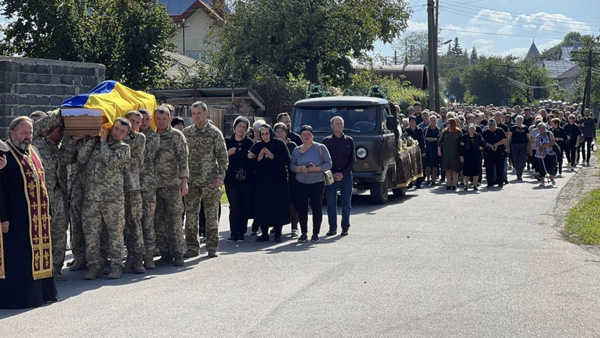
[382,107,391,130]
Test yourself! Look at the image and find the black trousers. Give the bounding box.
[296,181,325,235]
[556,149,564,174]
[225,183,252,239]
[582,137,594,163]
[485,152,505,186]
[566,144,577,166]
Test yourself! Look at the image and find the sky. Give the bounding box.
[1,1,597,59]
[374,0,600,59]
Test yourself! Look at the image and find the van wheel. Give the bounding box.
[370,182,388,204]
[392,187,407,197]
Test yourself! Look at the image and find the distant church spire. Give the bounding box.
[526,38,540,60]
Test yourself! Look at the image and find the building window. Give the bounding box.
[186,50,214,64]
[186,50,201,60]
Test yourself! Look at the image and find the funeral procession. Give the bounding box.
[2,0,600,337]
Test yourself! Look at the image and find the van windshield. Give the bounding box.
[292,106,381,134]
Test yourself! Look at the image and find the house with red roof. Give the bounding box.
[158,0,225,63]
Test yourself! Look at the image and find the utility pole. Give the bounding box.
[433,0,440,111]
[583,48,592,109]
[572,37,600,109]
[181,18,186,56]
[427,0,435,110]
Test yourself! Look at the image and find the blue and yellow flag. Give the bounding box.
[61,80,157,125]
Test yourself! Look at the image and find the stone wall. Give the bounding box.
[0,57,106,138]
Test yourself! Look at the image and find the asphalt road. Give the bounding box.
[2,168,600,338]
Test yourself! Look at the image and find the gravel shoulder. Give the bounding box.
[553,152,600,256]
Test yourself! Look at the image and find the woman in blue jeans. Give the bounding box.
[290,125,332,243]
[322,116,355,236]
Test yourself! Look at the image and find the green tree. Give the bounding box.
[396,31,429,65]
[444,66,467,102]
[461,56,515,105]
[0,0,176,90]
[571,35,600,108]
[510,59,556,104]
[450,37,463,56]
[470,46,478,63]
[541,31,583,60]
[215,0,410,85]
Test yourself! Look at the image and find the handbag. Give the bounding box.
[318,145,334,186]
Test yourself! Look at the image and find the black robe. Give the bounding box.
[459,133,484,177]
[0,145,57,309]
[249,139,291,227]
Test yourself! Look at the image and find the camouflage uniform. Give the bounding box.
[80,138,130,268]
[123,132,146,263]
[140,128,160,261]
[154,125,188,259]
[182,123,228,254]
[32,111,68,272]
[62,137,92,265]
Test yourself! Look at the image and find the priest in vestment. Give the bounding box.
[0,117,57,309]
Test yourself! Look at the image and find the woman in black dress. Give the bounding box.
[273,122,299,238]
[482,119,507,188]
[424,115,440,185]
[249,124,291,242]
[459,124,484,191]
[224,117,255,242]
[507,115,530,181]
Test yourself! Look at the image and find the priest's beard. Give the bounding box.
[13,140,31,151]
[17,142,31,151]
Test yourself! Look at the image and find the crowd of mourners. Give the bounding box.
[401,102,596,190]
[0,97,597,309]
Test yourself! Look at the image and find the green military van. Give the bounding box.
[291,96,421,204]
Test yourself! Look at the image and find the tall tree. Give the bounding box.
[469,46,478,63]
[0,0,176,89]
[450,37,463,56]
[215,0,410,85]
[396,31,429,65]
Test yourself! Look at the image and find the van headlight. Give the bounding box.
[356,147,368,159]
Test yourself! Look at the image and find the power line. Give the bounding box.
[444,0,600,27]
[440,6,600,34]
[439,28,565,40]
[506,76,558,89]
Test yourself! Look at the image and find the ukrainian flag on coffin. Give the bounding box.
[61,80,157,126]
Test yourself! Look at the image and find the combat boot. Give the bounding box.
[54,270,68,281]
[144,256,156,270]
[69,258,86,271]
[107,267,122,279]
[101,259,111,275]
[132,259,145,274]
[183,249,199,258]
[173,256,185,266]
[155,254,173,266]
[84,265,100,280]
[123,256,134,271]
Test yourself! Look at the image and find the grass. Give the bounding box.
[565,188,600,244]
[563,130,600,244]
[596,130,600,159]
[220,186,228,204]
